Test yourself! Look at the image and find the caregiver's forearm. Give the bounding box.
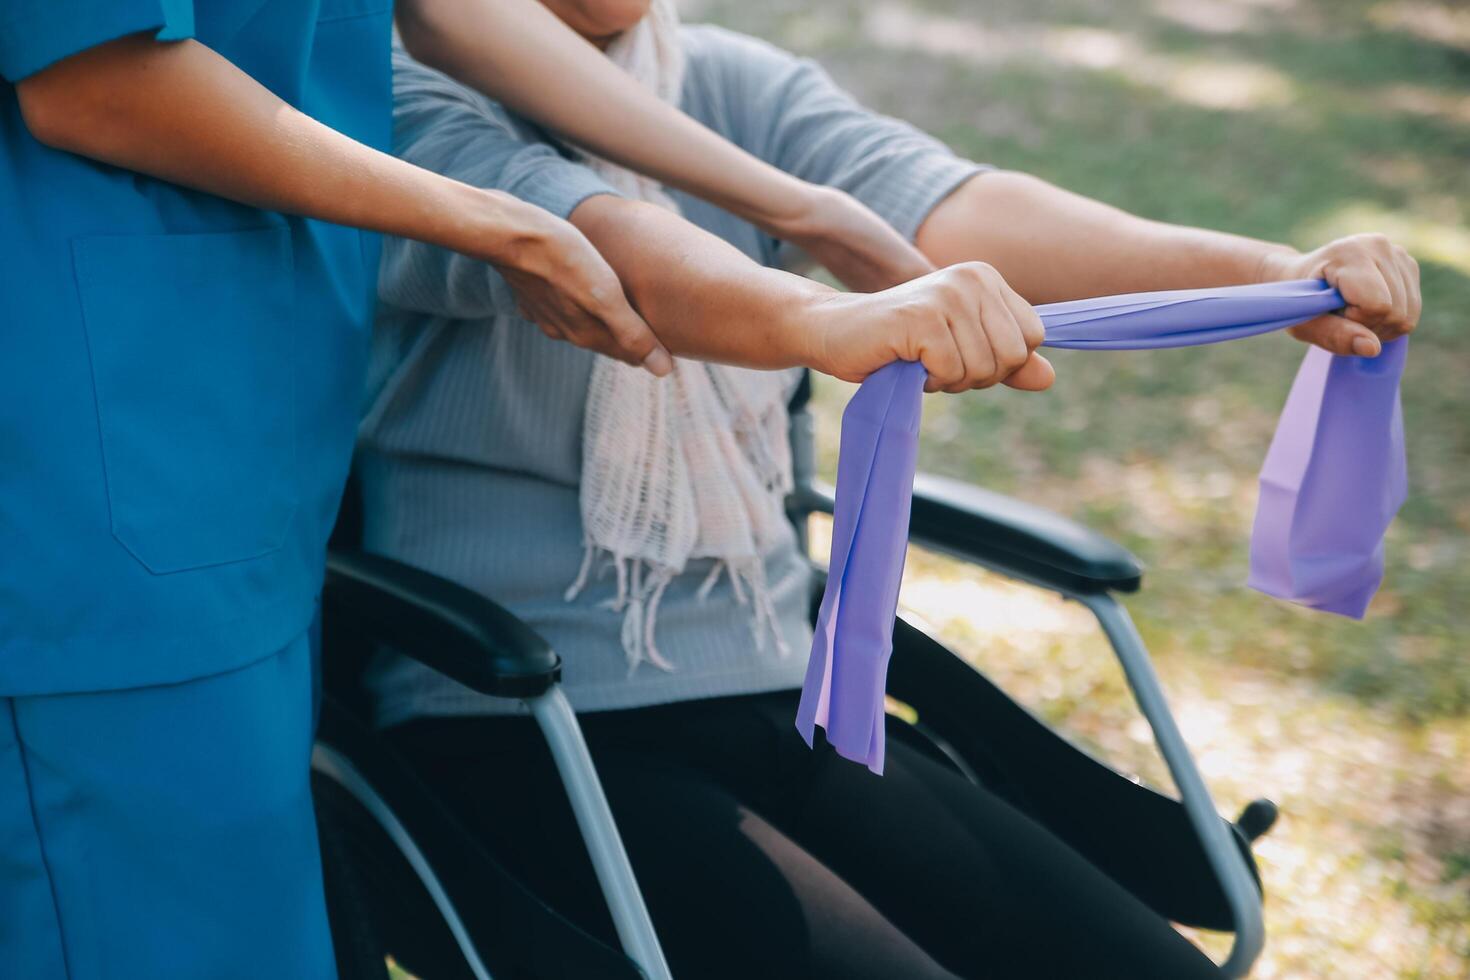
[16,35,537,263]
[17,32,668,368]
[916,171,1295,304]
[569,196,833,370]
[398,0,816,234]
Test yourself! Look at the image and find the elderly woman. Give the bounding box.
[360,2,1419,977]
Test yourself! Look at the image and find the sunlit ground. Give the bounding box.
[688,0,1469,975]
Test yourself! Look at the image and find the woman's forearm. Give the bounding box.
[397,0,813,232]
[569,195,1054,393]
[915,169,1419,355]
[568,196,831,369]
[915,171,1295,304]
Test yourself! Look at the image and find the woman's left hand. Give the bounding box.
[1258,234,1421,357]
[766,184,936,293]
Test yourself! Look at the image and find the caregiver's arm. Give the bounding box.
[395,0,932,292]
[15,33,670,373]
[567,195,1053,393]
[916,172,1421,357]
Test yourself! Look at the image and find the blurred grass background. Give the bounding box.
[685,0,1468,976]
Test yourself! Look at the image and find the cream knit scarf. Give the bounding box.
[564,0,795,672]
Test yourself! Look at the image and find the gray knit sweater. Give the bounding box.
[359,27,985,725]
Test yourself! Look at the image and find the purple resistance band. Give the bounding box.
[797,279,1408,772]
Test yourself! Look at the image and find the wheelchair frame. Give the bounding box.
[314,377,1272,979]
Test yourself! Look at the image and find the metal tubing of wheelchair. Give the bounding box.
[527,688,674,980]
[786,404,816,556]
[1078,594,1264,978]
[312,745,496,980]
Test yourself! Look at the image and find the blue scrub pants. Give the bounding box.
[0,634,336,978]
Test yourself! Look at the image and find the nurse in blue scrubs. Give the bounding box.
[0,0,932,976]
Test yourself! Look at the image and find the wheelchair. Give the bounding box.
[313,373,1280,980]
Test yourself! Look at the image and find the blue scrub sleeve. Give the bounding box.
[0,0,194,82]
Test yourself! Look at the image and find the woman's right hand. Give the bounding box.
[476,192,674,376]
[803,261,1054,393]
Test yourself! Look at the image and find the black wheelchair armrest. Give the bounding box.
[794,472,1142,595]
[323,549,561,699]
[910,474,1142,594]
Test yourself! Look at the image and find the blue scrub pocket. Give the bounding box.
[73,227,298,574]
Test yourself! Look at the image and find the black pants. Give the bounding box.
[389,690,1219,980]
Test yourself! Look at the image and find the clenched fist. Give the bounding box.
[803,261,1054,393]
[1258,234,1421,357]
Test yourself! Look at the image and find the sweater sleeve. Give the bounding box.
[680,26,986,259]
[378,47,620,320]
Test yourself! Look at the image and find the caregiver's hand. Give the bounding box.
[808,261,1054,393]
[1257,234,1421,357]
[490,199,674,375]
[763,185,936,292]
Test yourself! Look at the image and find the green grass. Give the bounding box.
[691,0,1469,975]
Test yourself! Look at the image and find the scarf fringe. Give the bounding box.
[567,544,677,674]
[567,544,791,672]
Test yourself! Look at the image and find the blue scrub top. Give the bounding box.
[0,0,393,694]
